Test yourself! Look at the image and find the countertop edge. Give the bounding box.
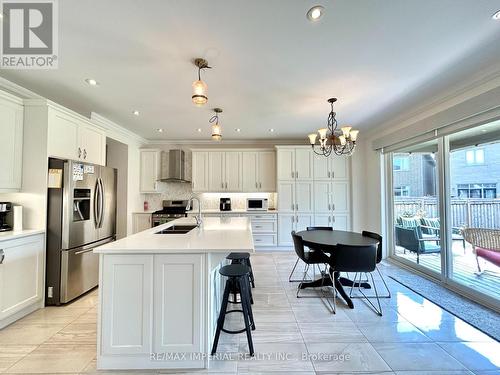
[0,229,45,242]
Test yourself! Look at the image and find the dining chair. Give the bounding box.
[348,231,391,298]
[291,231,333,302]
[332,243,382,315]
[288,226,333,282]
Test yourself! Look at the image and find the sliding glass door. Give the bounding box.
[388,120,500,308]
[391,140,442,276]
[447,124,500,301]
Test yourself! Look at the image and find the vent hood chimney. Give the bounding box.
[159,149,191,183]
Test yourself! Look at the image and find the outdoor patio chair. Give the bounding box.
[395,225,441,264]
[420,217,466,252]
[461,228,500,273]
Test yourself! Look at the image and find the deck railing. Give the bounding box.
[394,198,500,229]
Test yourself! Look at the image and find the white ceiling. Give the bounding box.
[1,0,499,141]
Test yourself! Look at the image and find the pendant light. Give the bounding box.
[192,58,211,106]
[209,108,223,141]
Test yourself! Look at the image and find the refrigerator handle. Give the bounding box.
[93,179,100,228]
[99,178,105,228]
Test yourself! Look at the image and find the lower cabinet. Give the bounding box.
[132,213,152,234]
[100,253,204,364]
[277,213,313,247]
[0,234,44,328]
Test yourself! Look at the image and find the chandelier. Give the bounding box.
[192,58,211,106]
[209,108,223,141]
[308,98,359,157]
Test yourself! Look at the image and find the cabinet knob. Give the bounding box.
[0,249,4,264]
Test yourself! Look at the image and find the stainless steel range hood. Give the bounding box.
[159,149,191,183]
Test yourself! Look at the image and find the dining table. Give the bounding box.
[296,229,380,309]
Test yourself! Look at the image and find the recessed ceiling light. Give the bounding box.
[132,110,140,116]
[235,128,241,132]
[85,78,98,86]
[156,128,164,133]
[307,5,324,22]
[268,128,275,133]
[493,10,500,20]
[197,128,202,132]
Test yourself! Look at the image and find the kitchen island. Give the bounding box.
[94,216,254,370]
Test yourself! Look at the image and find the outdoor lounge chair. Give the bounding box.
[395,225,441,264]
[461,228,500,273]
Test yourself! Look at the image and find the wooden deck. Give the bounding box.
[395,242,500,300]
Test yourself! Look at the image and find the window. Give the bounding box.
[394,185,410,197]
[393,156,410,171]
[457,183,497,199]
[465,149,484,165]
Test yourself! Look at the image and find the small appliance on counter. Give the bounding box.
[247,198,268,211]
[220,197,232,211]
[0,202,12,232]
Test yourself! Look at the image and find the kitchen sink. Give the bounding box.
[155,225,198,234]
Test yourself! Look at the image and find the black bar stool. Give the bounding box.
[211,264,255,356]
[226,252,255,288]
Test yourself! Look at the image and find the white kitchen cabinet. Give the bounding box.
[332,214,350,231]
[208,151,225,191]
[331,181,350,212]
[132,213,152,234]
[295,182,313,213]
[0,92,24,192]
[277,182,295,213]
[192,151,209,192]
[78,124,106,165]
[47,107,106,165]
[0,234,44,328]
[224,151,242,191]
[242,152,258,191]
[295,148,313,180]
[139,149,162,193]
[258,151,276,191]
[278,214,294,247]
[295,214,313,232]
[101,254,153,355]
[277,148,295,180]
[314,214,332,227]
[313,153,350,181]
[153,254,203,354]
[314,181,331,213]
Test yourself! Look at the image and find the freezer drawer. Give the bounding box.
[60,238,112,303]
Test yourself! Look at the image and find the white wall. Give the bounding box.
[106,138,128,239]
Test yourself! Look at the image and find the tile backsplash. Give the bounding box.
[143,184,276,211]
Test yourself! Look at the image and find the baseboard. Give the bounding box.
[0,300,43,329]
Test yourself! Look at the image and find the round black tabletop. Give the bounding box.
[296,230,379,250]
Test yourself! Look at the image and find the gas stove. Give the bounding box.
[152,200,190,226]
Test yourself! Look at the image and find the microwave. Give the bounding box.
[247,198,268,211]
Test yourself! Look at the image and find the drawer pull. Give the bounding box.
[255,225,262,228]
[0,249,4,264]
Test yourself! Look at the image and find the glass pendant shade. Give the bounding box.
[350,129,359,141]
[192,79,208,106]
[211,123,221,141]
[341,126,352,138]
[318,128,328,140]
[308,133,318,145]
[339,135,346,145]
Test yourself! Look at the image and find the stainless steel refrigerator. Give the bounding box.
[46,158,117,305]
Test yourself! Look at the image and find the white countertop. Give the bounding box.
[194,209,278,214]
[94,217,254,254]
[0,229,45,242]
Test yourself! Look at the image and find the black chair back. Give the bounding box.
[291,231,307,262]
[307,226,333,231]
[362,231,382,263]
[333,243,378,273]
[394,226,420,252]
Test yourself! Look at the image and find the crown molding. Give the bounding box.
[0,76,43,99]
[91,112,148,146]
[146,138,308,146]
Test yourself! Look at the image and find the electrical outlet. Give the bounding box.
[47,286,53,298]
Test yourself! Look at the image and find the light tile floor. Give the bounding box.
[1,252,499,374]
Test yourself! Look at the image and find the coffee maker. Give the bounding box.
[219,198,231,211]
[0,202,12,232]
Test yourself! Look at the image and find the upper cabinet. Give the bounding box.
[313,153,350,181]
[192,149,275,193]
[0,92,24,192]
[277,147,313,181]
[139,149,162,193]
[46,104,107,165]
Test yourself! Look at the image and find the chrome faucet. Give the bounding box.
[187,196,203,227]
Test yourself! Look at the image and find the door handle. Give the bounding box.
[328,216,331,223]
[291,216,294,223]
[291,171,294,178]
[221,182,224,189]
[255,182,258,188]
[327,171,330,178]
[296,203,298,211]
[259,182,262,189]
[332,216,336,223]
[0,249,4,264]
[74,248,95,255]
[78,147,82,159]
[83,149,87,160]
[328,204,331,210]
[94,180,100,227]
[225,182,228,189]
[296,171,298,178]
[332,203,335,211]
[100,178,105,228]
